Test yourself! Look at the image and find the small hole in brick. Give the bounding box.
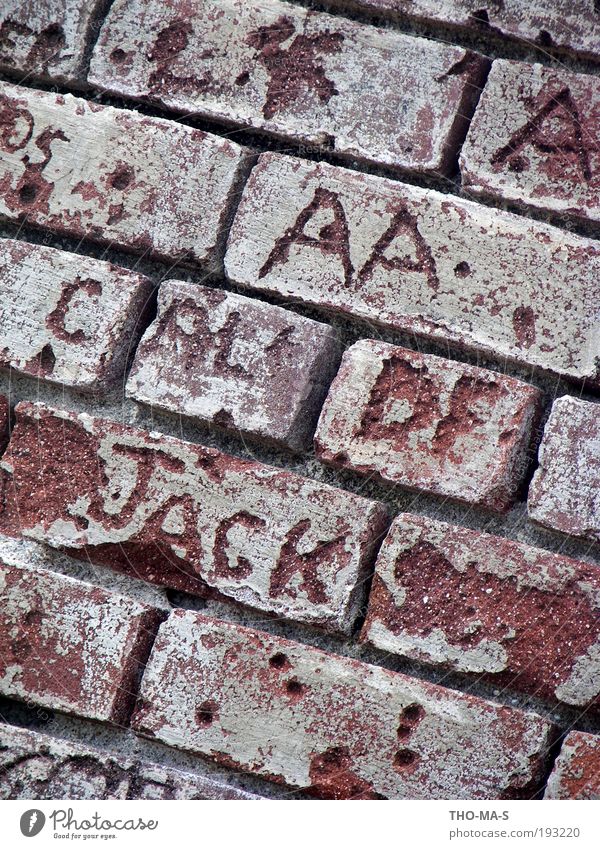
[537,30,553,47]
[110,48,127,63]
[269,652,289,669]
[38,343,56,374]
[397,724,412,741]
[195,700,218,727]
[19,183,38,204]
[285,679,305,697]
[471,8,490,26]
[401,703,424,725]
[454,261,471,277]
[42,23,64,47]
[508,155,527,173]
[110,166,134,191]
[235,71,250,86]
[393,749,419,770]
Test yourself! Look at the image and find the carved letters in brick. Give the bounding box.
[2,405,386,631]
[259,189,438,291]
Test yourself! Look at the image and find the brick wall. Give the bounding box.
[0,0,598,801]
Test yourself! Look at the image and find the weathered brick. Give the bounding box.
[362,514,600,710]
[528,396,600,542]
[226,154,600,384]
[461,60,600,225]
[0,403,389,633]
[327,1,600,62]
[315,340,541,511]
[545,731,600,800]
[126,280,341,452]
[0,561,163,722]
[0,724,259,799]
[0,81,247,269]
[0,1,106,84]
[0,395,8,454]
[133,610,553,799]
[88,0,488,175]
[0,239,153,391]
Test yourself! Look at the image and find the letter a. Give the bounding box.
[357,206,439,291]
[259,187,354,286]
[492,87,592,181]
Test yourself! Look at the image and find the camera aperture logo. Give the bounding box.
[20,810,46,837]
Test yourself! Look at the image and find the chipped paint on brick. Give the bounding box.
[0,561,163,722]
[461,60,600,225]
[315,340,541,510]
[132,610,554,800]
[0,402,389,634]
[0,1,106,83]
[0,81,247,268]
[89,0,488,174]
[0,239,153,391]
[226,154,600,383]
[545,731,600,800]
[362,514,600,709]
[0,724,260,799]
[326,0,600,63]
[126,279,341,451]
[529,396,600,542]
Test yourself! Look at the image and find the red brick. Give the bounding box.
[0,1,106,84]
[133,610,554,800]
[0,81,247,269]
[461,60,600,225]
[528,396,600,543]
[88,0,488,175]
[315,340,541,511]
[0,724,260,799]
[126,280,341,452]
[0,561,163,723]
[326,1,600,62]
[0,239,153,391]
[226,153,600,384]
[362,514,600,710]
[0,395,8,454]
[0,402,389,634]
[544,731,600,800]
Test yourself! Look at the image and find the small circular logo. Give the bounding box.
[20,810,45,837]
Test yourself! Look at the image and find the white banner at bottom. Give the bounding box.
[0,799,597,849]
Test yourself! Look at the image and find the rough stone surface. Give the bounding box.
[545,731,600,800]
[133,610,554,800]
[0,1,106,85]
[88,0,488,175]
[362,514,600,709]
[0,394,8,453]
[0,81,247,269]
[314,340,541,511]
[461,60,600,225]
[0,402,389,634]
[126,280,341,452]
[0,724,260,799]
[328,1,600,62]
[528,396,600,542]
[0,561,163,722]
[0,238,153,391]
[226,154,600,384]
